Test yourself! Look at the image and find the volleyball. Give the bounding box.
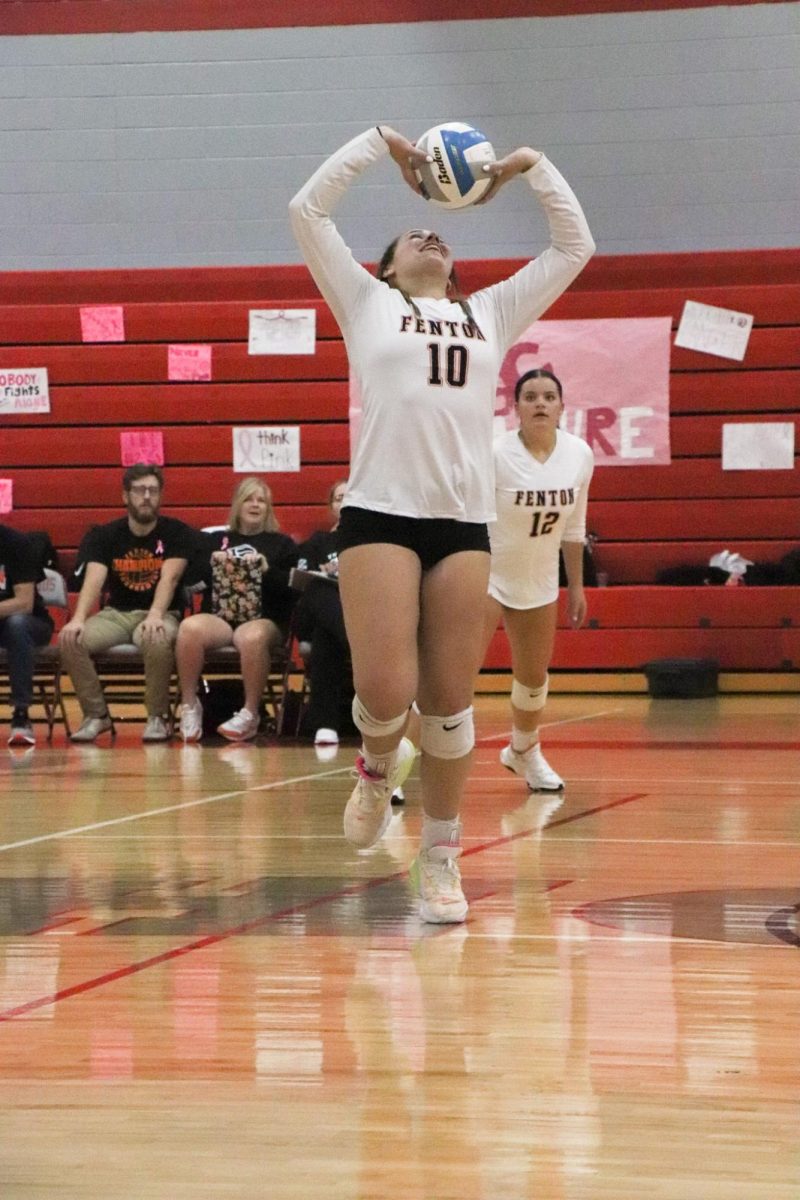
[414,122,495,210]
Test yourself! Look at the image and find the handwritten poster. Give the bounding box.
[248,309,316,355]
[80,305,125,343]
[168,344,212,381]
[232,426,300,473]
[0,367,50,414]
[722,422,795,470]
[674,300,753,362]
[0,479,12,514]
[120,430,164,466]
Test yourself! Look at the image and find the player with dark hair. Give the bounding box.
[289,126,594,922]
[484,368,594,793]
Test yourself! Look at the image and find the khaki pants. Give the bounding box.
[61,608,180,718]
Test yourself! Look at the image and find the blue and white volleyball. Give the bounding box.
[414,122,495,210]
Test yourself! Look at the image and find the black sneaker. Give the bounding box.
[8,708,35,747]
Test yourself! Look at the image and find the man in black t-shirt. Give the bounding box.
[0,525,55,746]
[59,465,195,742]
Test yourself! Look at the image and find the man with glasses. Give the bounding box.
[59,464,195,743]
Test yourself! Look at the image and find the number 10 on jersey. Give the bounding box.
[427,343,469,388]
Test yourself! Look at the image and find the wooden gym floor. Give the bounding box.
[0,691,797,1199]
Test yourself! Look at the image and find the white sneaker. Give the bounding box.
[142,715,170,743]
[217,707,259,742]
[343,736,416,849]
[70,714,113,743]
[500,742,564,792]
[179,698,203,743]
[314,727,339,746]
[409,845,468,924]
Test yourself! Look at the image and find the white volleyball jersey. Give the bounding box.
[489,428,594,609]
[289,128,594,523]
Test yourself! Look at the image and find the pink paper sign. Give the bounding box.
[120,430,164,467]
[349,317,672,467]
[0,479,12,514]
[495,318,673,466]
[80,305,125,343]
[168,344,212,382]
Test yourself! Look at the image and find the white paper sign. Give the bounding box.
[722,422,795,470]
[233,426,300,473]
[674,300,753,361]
[248,309,316,355]
[0,367,50,413]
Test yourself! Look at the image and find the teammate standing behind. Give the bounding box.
[289,126,594,923]
[485,369,595,792]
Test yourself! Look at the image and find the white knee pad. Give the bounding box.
[511,676,548,712]
[419,706,475,760]
[351,695,408,740]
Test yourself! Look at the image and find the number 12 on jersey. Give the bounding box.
[530,511,558,537]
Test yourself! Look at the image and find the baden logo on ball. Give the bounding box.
[414,122,495,210]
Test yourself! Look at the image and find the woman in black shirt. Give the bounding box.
[177,478,297,741]
[293,479,353,747]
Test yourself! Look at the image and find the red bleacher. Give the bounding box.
[1,250,798,674]
[486,587,799,672]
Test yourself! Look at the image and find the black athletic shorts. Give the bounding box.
[337,507,490,572]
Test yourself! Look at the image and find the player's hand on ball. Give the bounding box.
[379,126,431,197]
[474,147,543,204]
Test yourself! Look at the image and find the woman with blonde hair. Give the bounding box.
[177,477,298,742]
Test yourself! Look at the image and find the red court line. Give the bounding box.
[27,916,84,936]
[461,792,648,857]
[0,879,399,1022]
[0,792,646,1023]
[548,793,649,830]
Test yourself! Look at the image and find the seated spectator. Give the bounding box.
[59,464,194,743]
[0,524,55,747]
[177,477,298,743]
[293,479,355,747]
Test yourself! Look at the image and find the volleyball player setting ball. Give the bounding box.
[289,120,594,924]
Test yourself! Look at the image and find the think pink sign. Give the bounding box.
[496,318,672,465]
